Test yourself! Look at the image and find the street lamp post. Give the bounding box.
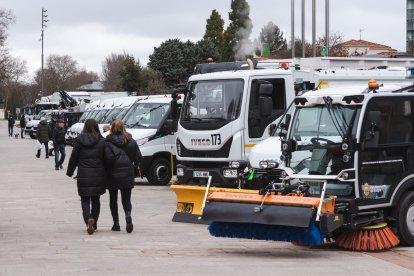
[325,0,330,57]
[40,8,48,96]
[291,0,295,59]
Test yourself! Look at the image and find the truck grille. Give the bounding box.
[178,137,233,158]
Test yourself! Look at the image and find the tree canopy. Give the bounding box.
[258,22,287,57]
[204,9,224,57]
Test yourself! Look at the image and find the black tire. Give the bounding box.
[30,132,36,139]
[396,191,414,246]
[146,158,171,186]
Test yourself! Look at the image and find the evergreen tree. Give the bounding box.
[195,38,221,63]
[203,9,224,56]
[259,22,287,57]
[222,0,253,61]
[119,55,142,93]
[148,39,195,87]
[148,38,221,87]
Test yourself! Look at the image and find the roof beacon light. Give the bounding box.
[368,79,380,90]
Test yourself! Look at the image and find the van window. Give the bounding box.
[248,78,286,138]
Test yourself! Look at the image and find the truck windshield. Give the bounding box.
[124,102,169,129]
[102,108,122,124]
[181,79,244,123]
[34,104,59,114]
[115,107,130,120]
[94,109,110,123]
[78,111,91,123]
[88,110,100,119]
[34,111,47,120]
[288,105,361,175]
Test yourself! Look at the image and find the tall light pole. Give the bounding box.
[301,0,305,58]
[40,8,48,96]
[291,0,295,59]
[325,0,330,57]
[312,0,316,57]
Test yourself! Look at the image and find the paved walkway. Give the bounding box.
[0,121,414,275]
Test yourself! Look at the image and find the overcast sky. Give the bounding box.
[2,0,407,78]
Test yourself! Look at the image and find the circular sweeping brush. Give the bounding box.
[335,222,400,251]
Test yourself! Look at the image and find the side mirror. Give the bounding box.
[259,97,273,117]
[259,83,273,97]
[259,83,273,117]
[170,98,178,120]
[164,119,177,134]
[268,124,276,136]
[280,114,291,131]
[363,111,381,148]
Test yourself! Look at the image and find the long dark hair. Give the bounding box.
[110,119,130,144]
[82,119,101,142]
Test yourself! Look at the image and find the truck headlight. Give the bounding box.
[259,160,279,169]
[176,139,182,156]
[229,160,248,170]
[229,161,240,168]
[177,167,184,176]
[223,169,238,178]
[137,137,149,146]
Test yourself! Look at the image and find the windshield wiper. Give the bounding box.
[128,122,148,128]
[322,96,346,139]
[204,117,226,121]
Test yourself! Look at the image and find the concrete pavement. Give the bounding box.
[0,121,414,275]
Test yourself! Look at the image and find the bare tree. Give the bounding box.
[34,54,98,93]
[102,52,130,91]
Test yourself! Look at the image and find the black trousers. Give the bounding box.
[80,196,101,225]
[8,126,13,136]
[109,189,132,222]
[38,141,49,155]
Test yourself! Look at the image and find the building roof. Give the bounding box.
[338,39,397,52]
[77,81,104,92]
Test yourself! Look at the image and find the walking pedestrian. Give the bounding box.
[105,119,141,233]
[20,114,26,139]
[8,114,15,137]
[36,117,51,158]
[52,119,66,170]
[66,119,108,235]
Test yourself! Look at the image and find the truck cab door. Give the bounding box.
[358,97,414,206]
[244,77,287,157]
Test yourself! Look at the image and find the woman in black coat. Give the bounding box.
[67,119,108,235]
[105,119,141,233]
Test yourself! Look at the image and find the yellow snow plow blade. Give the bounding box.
[170,184,256,224]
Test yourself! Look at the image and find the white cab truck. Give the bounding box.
[175,67,297,187]
[122,95,183,185]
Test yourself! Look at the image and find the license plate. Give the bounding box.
[193,171,209,178]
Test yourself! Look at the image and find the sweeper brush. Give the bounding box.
[202,188,343,246]
[334,223,400,251]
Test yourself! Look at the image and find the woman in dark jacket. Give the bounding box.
[66,119,108,235]
[105,119,141,233]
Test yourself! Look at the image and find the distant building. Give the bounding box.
[76,81,104,92]
[337,39,397,56]
[408,0,414,51]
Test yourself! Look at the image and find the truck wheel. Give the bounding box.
[30,133,36,139]
[396,191,414,246]
[147,158,171,186]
